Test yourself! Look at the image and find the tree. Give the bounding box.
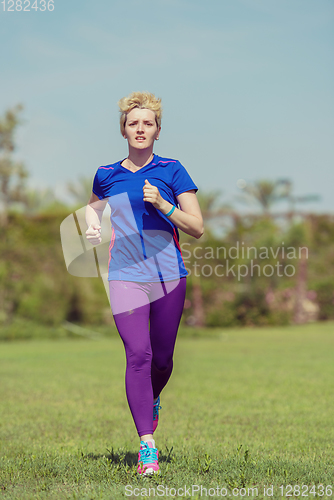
[237,178,320,222]
[0,104,29,226]
[181,190,231,327]
[276,179,320,221]
[66,176,93,207]
[24,187,58,215]
[285,221,312,324]
[196,189,232,237]
[236,179,290,216]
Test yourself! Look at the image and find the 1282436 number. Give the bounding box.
[1,0,54,11]
[279,484,332,496]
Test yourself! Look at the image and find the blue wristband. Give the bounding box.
[165,205,176,217]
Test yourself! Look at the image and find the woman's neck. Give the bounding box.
[126,147,154,169]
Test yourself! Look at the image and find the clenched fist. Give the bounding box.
[86,224,102,245]
[143,179,165,210]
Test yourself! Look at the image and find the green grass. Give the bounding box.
[0,322,334,499]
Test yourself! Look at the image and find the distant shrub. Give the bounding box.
[16,274,70,325]
[205,286,291,328]
[206,300,237,327]
[1,213,111,327]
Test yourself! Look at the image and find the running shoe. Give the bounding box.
[137,441,159,475]
[153,396,162,433]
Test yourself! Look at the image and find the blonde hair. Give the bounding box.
[118,91,162,136]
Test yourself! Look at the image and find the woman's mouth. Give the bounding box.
[136,137,146,141]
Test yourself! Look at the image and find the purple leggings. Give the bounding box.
[109,278,187,436]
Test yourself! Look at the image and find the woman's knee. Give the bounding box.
[152,356,173,373]
[127,347,152,372]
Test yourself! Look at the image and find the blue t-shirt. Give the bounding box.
[92,154,198,282]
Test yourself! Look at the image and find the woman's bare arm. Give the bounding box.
[171,190,204,239]
[143,180,204,239]
[85,192,108,245]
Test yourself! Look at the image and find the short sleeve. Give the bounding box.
[92,170,105,200]
[172,160,198,197]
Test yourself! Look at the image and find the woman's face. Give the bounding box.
[123,108,160,151]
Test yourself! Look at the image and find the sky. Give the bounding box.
[1,0,333,213]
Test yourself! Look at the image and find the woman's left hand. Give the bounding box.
[142,179,166,210]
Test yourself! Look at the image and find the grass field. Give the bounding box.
[0,322,333,499]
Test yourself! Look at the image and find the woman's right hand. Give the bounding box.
[86,224,102,245]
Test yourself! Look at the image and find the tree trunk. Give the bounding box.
[192,275,205,327]
[0,209,8,227]
[293,249,307,324]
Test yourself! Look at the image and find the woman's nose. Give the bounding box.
[136,122,144,133]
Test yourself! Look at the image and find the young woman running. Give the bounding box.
[85,91,204,475]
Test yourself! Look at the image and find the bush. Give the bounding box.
[206,300,237,327]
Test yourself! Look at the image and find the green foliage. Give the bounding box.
[16,274,69,325]
[66,176,93,207]
[0,212,111,327]
[285,221,311,248]
[0,104,29,225]
[183,212,334,327]
[206,288,291,328]
[236,179,291,213]
[1,205,334,329]
[206,299,237,327]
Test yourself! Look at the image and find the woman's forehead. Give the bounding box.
[127,108,155,121]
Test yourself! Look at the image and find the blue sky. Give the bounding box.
[1,0,333,212]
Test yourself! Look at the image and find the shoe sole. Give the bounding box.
[139,467,159,475]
